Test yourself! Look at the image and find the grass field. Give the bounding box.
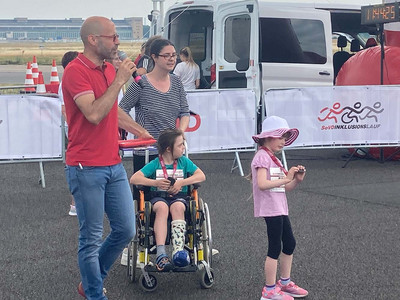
[0,41,142,65]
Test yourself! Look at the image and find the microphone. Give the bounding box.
[118,50,144,88]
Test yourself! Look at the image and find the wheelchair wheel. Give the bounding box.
[144,201,152,247]
[127,239,138,282]
[139,273,158,292]
[198,263,215,289]
[200,199,213,267]
[127,200,139,282]
[189,200,197,228]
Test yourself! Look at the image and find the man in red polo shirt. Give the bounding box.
[62,16,151,300]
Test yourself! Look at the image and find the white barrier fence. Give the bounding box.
[0,94,63,187]
[185,89,257,176]
[264,85,400,167]
[185,89,256,152]
[0,89,257,183]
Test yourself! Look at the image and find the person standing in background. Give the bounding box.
[58,50,79,216]
[134,42,145,66]
[135,35,162,75]
[173,47,200,90]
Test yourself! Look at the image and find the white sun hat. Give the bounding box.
[252,116,299,146]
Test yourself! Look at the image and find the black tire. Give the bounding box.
[127,239,138,282]
[127,200,139,282]
[144,201,152,247]
[139,274,158,292]
[189,200,197,228]
[200,199,212,267]
[199,264,214,289]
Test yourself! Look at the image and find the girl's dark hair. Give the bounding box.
[150,38,175,57]
[158,128,183,155]
[61,51,79,69]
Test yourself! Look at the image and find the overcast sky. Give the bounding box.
[0,0,384,21]
[0,0,179,22]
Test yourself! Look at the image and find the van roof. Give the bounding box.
[258,1,362,13]
[169,0,362,11]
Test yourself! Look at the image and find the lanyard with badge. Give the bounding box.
[158,155,177,186]
[260,146,288,175]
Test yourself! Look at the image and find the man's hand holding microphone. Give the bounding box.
[118,51,144,88]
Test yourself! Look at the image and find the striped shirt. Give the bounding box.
[119,73,190,141]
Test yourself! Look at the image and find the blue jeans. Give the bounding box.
[65,163,135,300]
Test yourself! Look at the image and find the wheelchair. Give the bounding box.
[126,182,214,292]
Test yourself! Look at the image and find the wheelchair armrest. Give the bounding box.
[136,185,146,191]
[192,183,201,189]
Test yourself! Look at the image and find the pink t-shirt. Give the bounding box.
[251,150,289,217]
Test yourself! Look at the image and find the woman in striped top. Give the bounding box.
[119,38,190,189]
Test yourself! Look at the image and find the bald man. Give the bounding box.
[62,16,151,299]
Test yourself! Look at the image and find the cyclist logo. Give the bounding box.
[317,102,343,123]
[318,101,384,124]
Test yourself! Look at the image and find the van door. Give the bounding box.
[214,0,259,91]
[259,6,333,90]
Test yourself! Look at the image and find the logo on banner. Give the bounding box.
[175,112,201,132]
[318,101,383,130]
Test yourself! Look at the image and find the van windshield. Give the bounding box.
[260,17,327,64]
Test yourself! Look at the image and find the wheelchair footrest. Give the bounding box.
[144,264,198,273]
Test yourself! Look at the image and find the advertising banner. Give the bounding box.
[265,86,400,148]
[185,89,256,152]
[0,95,62,159]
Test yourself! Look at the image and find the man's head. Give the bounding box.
[80,16,120,61]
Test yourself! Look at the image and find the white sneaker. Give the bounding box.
[121,247,128,266]
[121,247,144,268]
[212,248,219,256]
[68,205,77,216]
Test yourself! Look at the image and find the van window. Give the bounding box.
[168,10,213,63]
[224,14,251,70]
[260,18,327,64]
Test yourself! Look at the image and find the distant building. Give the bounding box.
[0,17,145,41]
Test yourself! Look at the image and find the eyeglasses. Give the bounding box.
[94,33,119,42]
[157,53,177,60]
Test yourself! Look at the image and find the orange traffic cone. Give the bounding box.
[24,62,35,92]
[50,59,59,84]
[31,56,39,85]
[36,72,46,94]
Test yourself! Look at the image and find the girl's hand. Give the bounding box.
[156,179,172,191]
[167,180,184,195]
[286,167,298,181]
[294,165,306,182]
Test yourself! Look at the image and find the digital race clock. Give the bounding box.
[361,2,400,25]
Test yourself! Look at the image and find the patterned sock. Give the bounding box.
[280,277,291,285]
[171,220,186,256]
[156,245,166,258]
[266,284,276,291]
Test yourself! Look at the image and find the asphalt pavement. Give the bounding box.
[1,149,399,300]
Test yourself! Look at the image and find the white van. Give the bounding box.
[163,0,375,102]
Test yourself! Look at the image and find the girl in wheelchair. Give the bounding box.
[130,128,206,271]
